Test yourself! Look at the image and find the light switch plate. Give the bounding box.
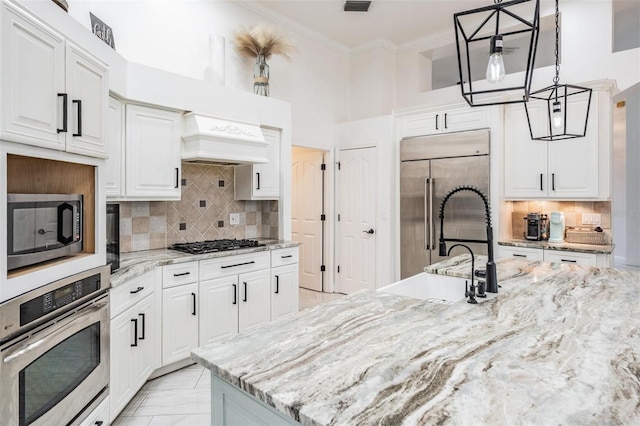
[230,213,240,225]
[582,213,602,225]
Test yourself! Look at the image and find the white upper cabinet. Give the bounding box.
[108,104,181,200]
[0,3,108,157]
[234,127,281,200]
[504,89,608,199]
[105,97,124,197]
[400,104,489,138]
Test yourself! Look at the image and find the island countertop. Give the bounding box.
[191,258,640,425]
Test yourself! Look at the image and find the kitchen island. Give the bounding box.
[191,257,640,425]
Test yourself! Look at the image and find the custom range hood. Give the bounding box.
[182,112,269,164]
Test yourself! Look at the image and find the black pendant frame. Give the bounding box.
[524,0,592,141]
[524,83,592,141]
[454,0,541,107]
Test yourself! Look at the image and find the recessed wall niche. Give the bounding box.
[7,154,96,274]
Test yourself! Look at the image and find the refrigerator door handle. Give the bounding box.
[424,178,429,250]
[424,177,434,250]
[428,177,435,250]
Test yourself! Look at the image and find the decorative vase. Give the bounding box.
[253,54,269,96]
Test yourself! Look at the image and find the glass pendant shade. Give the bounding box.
[454,0,540,107]
[524,83,592,141]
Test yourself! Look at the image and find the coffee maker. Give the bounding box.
[525,212,548,241]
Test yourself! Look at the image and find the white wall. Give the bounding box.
[348,43,396,121]
[65,0,349,151]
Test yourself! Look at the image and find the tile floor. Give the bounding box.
[112,288,344,425]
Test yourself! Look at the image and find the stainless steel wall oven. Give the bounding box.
[0,265,110,425]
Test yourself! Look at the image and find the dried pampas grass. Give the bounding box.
[234,24,295,60]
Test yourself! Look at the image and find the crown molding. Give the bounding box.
[232,0,351,56]
[350,37,398,55]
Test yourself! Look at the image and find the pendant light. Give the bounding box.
[454,0,540,107]
[524,0,592,141]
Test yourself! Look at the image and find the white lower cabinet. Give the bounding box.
[79,396,110,426]
[238,270,271,331]
[199,276,239,345]
[110,271,158,421]
[497,246,544,261]
[271,247,299,320]
[498,245,610,267]
[212,374,298,426]
[162,282,199,365]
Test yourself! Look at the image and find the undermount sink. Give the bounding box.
[378,272,469,304]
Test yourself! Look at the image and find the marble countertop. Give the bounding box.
[499,238,614,254]
[111,239,299,288]
[192,256,640,425]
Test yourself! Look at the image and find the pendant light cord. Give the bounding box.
[554,0,560,85]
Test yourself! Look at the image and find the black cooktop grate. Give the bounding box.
[168,239,266,255]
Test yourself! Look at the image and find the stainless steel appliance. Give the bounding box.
[400,129,490,279]
[168,239,266,255]
[107,203,120,272]
[525,212,548,240]
[7,194,83,271]
[0,266,110,426]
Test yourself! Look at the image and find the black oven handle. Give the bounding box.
[2,297,108,363]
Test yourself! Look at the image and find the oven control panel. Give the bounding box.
[20,274,101,326]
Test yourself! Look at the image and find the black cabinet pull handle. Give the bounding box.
[435,114,439,130]
[444,113,448,129]
[540,173,543,191]
[72,99,82,136]
[512,254,527,258]
[232,283,237,305]
[552,173,556,191]
[175,168,179,188]
[561,259,577,263]
[221,260,255,269]
[243,282,247,302]
[173,272,190,277]
[95,422,104,426]
[275,275,279,294]
[131,318,138,347]
[281,255,293,259]
[57,93,68,133]
[191,292,197,315]
[256,172,261,190]
[138,313,146,340]
[130,286,144,294]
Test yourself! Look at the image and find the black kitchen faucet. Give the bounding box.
[438,185,498,293]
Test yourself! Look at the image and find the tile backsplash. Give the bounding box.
[117,163,278,253]
[509,200,611,241]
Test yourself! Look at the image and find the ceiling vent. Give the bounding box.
[344,1,371,12]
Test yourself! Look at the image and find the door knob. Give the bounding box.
[363,228,375,235]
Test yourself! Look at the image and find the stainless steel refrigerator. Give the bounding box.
[400,129,490,279]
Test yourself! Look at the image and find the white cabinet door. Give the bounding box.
[547,94,599,198]
[110,308,136,421]
[199,276,239,346]
[271,263,299,321]
[543,250,597,266]
[497,246,544,261]
[64,42,108,158]
[132,294,155,391]
[400,105,489,137]
[504,103,548,198]
[105,97,124,197]
[234,128,280,200]
[0,3,65,150]
[238,269,271,332]
[126,104,181,200]
[162,283,199,365]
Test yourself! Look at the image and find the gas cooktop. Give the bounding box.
[168,239,266,255]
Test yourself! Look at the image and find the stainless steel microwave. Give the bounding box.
[7,194,83,271]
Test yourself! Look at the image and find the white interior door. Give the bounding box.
[337,147,377,294]
[291,147,324,291]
